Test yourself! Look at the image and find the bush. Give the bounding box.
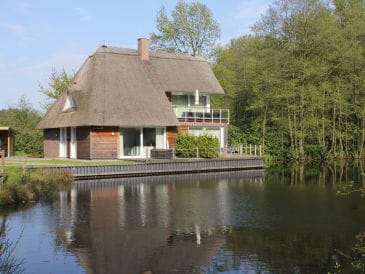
[196,134,220,158]
[175,133,220,158]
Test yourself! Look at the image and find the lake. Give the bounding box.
[1,164,365,273]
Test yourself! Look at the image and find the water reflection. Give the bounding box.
[3,166,365,273]
[55,171,264,274]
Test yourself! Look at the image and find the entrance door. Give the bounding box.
[70,127,77,159]
[59,128,67,157]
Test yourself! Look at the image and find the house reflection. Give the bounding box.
[55,171,264,274]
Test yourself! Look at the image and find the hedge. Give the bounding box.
[175,133,220,158]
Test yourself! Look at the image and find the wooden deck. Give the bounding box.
[74,169,265,189]
[31,157,264,180]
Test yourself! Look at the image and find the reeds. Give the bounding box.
[0,167,73,206]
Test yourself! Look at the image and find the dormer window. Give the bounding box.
[63,94,76,112]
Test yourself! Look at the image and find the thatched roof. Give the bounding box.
[37,45,224,129]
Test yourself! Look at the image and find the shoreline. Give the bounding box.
[27,157,265,180]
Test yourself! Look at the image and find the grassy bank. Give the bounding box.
[0,167,73,206]
[5,158,137,167]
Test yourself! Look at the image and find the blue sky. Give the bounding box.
[0,0,270,110]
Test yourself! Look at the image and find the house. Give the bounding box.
[0,127,14,157]
[37,38,229,159]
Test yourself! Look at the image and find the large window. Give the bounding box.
[172,95,188,106]
[120,128,141,157]
[120,128,165,158]
[172,94,210,118]
[172,95,208,107]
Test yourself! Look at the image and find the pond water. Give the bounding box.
[2,165,365,273]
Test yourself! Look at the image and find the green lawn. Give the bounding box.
[4,158,138,168]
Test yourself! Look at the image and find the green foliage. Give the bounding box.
[351,232,365,272]
[175,133,219,158]
[175,134,197,158]
[214,0,365,161]
[151,0,220,57]
[0,96,43,157]
[38,67,74,110]
[196,134,220,158]
[228,125,247,145]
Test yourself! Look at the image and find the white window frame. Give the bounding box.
[119,127,167,158]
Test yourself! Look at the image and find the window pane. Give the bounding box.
[172,95,188,106]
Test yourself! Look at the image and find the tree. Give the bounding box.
[150,1,220,57]
[0,96,43,156]
[214,0,365,161]
[38,67,74,109]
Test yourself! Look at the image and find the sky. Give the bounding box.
[0,0,270,111]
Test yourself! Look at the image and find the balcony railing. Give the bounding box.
[172,106,230,124]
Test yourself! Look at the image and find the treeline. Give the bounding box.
[213,0,365,161]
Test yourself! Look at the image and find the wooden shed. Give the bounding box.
[0,127,14,157]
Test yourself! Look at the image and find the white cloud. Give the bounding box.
[16,1,30,10]
[0,58,6,74]
[0,51,86,110]
[75,7,92,22]
[21,51,85,83]
[234,0,269,33]
[3,23,33,41]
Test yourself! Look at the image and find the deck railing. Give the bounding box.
[172,106,229,124]
[225,144,265,157]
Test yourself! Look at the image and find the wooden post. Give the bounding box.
[196,147,199,158]
[254,145,257,156]
[7,134,11,157]
[259,145,262,156]
[249,144,252,155]
[1,150,4,173]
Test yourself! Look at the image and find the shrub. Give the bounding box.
[175,134,197,157]
[175,133,220,158]
[196,134,220,158]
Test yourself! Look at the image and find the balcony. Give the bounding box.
[172,106,230,124]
